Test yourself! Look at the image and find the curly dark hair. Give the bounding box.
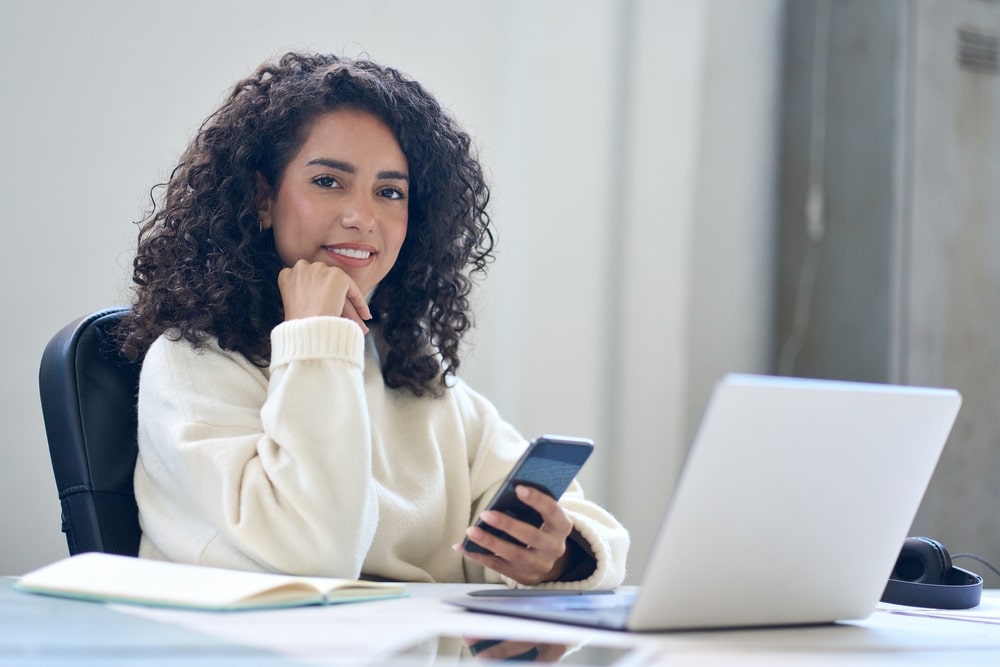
[116,52,494,397]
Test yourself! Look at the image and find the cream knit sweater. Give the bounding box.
[134,316,629,589]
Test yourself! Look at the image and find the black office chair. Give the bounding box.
[38,307,142,557]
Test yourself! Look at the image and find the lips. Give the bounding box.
[323,243,377,266]
[329,247,372,260]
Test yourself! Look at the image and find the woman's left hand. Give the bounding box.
[454,485,574,585]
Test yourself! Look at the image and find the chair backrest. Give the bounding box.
[38,307,142,556]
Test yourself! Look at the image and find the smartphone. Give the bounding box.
[462,435,594,555]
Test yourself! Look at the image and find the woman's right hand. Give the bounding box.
[278,259,372,333]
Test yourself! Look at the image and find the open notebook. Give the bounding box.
[16,552,406,611]
[449,374,962,631]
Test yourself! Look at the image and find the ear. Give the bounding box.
[255,172,274,229]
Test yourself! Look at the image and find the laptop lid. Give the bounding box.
[450,374,962,632]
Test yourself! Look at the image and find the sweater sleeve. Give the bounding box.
[134,317,379,577]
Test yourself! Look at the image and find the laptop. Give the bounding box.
[448,373,962,631]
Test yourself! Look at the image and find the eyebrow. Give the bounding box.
[306,158,409,182]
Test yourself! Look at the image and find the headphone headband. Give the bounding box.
[881,565,982,609]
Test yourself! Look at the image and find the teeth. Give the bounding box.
[330,247,372,259]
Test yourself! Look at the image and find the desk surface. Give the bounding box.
[3,578,999,666]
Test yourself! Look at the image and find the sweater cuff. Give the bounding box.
[270,317,365,368]
[555,532,597,582]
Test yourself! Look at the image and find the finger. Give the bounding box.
[463,521,558,576]
[455,546,556,586]
[343,282,372,322]
[515,486,573,537]
[536,644,571,662]
[279,260,353,320]
[340,299,369,334]
[472,512,542,553]
[454,526,543,571]
[473,510,568,566]
[454,541,548,585]
[459,522,529,559]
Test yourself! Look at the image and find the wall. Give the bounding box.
[0,0,781,578]
[610,0,783,579]
[905,0,1000,574]
[776,0,1000,580]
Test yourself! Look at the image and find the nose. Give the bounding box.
[341,192,376,233]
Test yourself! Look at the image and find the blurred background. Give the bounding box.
[1,0,997,585]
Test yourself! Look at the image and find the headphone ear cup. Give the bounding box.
[891,536,952,584]
[882,535,981,609]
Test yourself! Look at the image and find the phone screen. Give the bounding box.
[463,436,593,555]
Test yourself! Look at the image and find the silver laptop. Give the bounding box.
[448,374,962,631]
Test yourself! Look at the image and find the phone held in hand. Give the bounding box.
[462,435,594,556]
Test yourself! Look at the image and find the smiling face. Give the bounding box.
[258,108,409,296]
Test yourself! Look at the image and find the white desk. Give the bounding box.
[3,579,999,665]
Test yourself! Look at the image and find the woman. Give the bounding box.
[116,52,628,589]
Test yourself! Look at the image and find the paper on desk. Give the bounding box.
[879,591,1000,625]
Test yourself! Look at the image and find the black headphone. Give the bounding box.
[880,536,983,609]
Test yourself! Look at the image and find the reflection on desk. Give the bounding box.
[392,633,643,665]
[4,579,1000,665]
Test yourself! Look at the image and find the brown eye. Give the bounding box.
[313,176,340,189]
[378,187,406,200]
